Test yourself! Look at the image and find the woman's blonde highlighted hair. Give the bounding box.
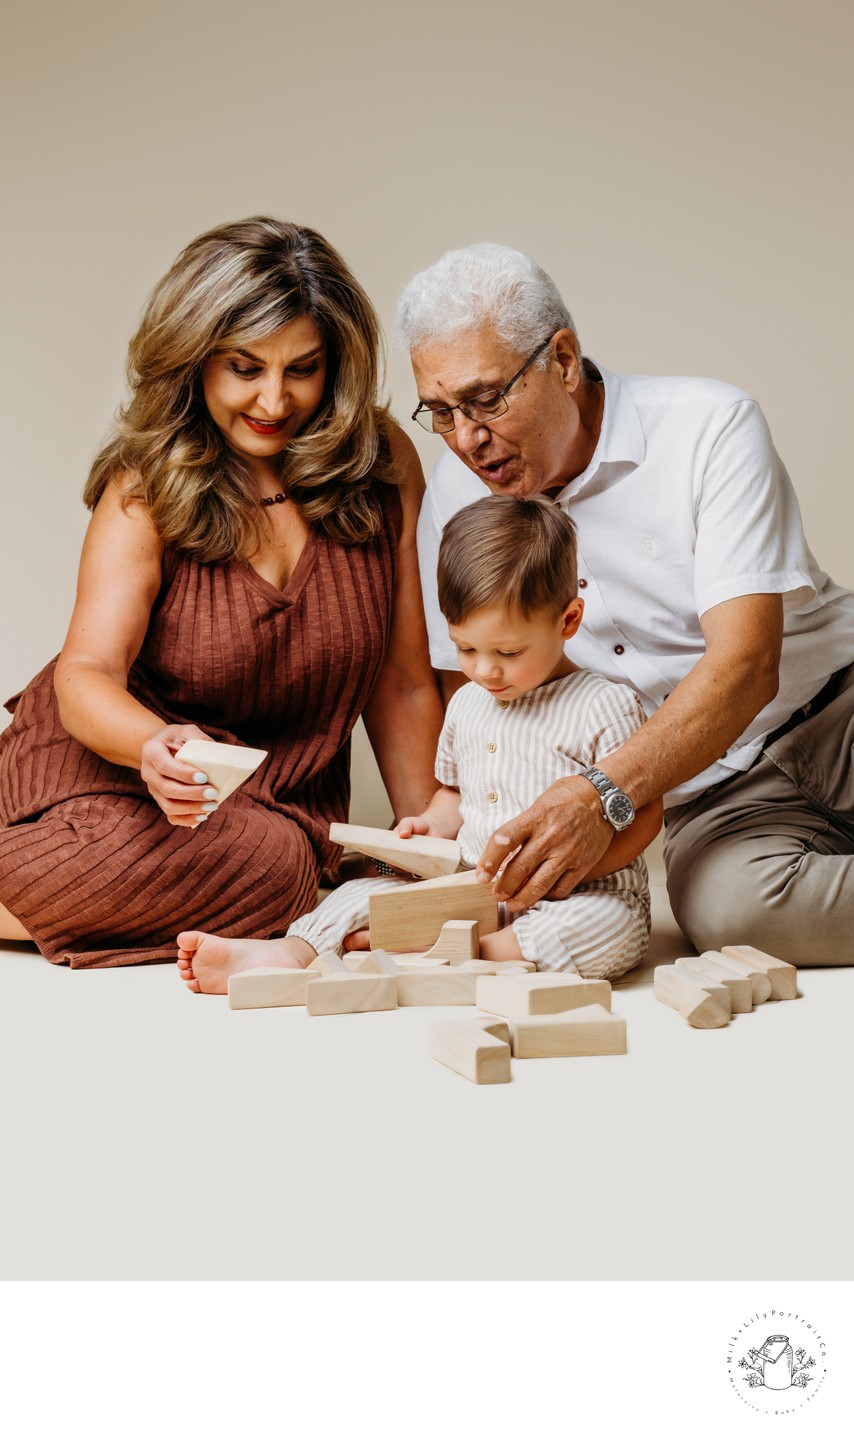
[85,217,392,559]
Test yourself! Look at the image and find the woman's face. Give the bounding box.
[202,315,327,472]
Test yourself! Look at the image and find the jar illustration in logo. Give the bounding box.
[757,1334,794,1390]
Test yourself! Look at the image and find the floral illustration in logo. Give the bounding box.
[739,1334,816,1391]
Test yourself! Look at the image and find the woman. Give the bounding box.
[0,217,443,969]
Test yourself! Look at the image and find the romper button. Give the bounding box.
[487,742,497,753]
[578,578,588,588]
[614,644,624,655]
[498,699,510,708]
[487,791,498,803]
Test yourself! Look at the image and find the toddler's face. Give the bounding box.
[447,600,583,701]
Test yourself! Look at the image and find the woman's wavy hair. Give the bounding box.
[85,217,393,559]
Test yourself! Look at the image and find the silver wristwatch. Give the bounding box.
[582,767,635,831]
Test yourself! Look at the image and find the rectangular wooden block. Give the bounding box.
[510,1005,627,1058]
[476,972,612,1020]
[369,871,498,952]
[393,953,453,970]
[429,1019,512,1084]
[396,969,477,1006]
[701,950,771,1004]
[227,966,314,1010]
[720,944,797,1000]
[176,739,267,803]
[460,959,537,975]
[305,974,398,1015]
[329,822,461,879]
[675,956,753,1013]
[654,966,730,1028]
[668,964,732,1015]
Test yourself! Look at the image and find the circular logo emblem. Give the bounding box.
[727,1309,828,1413]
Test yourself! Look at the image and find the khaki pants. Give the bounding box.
[663,663,854,966]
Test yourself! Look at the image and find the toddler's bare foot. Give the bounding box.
[176,932,307,995]
[478,926,525,965]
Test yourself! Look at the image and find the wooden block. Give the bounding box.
[227,966,314,1010]
[393,953,452,970]
[342,952,384,974]
[426,920,480,965]
[314,950,347,975]
[305,956,325,973]
[667,965,732,1015]
[476,972,612,1020]
[675,956,753,1013]
[700,950,771,1004]
[429,1019,512,1084]
[409,869,484,890]
[459,958,537,975]
[363,948,403,977]
[369,873,498,952]
[720,944,797,1000]
[510,1005,627,1058]
[176,739,267,803]
[306,974,398,1015]
[654,966,730,1027]
[397,969,477,1006]
[329,822,461,879]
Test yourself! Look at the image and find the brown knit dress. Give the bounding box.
[0,491,400,967]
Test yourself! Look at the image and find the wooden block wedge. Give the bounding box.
[721,944,797,1000]
[228,966,315,1010]
[675,956,753,1013]
[654,966,730,1027]
[369,870,498,952]
[306,974,398,1015]
[668,964,733,1015]
[477,972,611,1020]
[177,739,267,803]
[430,1018,512,1084]
[329,822,461,879]
[510,1005,627,1058]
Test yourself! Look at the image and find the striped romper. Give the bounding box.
[289,669,651,980]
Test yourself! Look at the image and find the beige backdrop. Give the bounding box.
[2,0,852,829]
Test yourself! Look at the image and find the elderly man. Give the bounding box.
[396,243,854,965]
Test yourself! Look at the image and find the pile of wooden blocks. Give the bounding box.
[653,946,797,1027]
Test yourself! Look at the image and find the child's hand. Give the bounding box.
[395,815,444,839]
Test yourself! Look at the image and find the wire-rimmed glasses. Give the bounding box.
[411,333,555,434]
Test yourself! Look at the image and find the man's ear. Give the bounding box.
[553,329,582,393]
[561,597,584,639]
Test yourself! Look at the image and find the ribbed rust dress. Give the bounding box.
[0,493,400,967]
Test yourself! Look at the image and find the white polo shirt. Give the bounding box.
[416,364,854,806]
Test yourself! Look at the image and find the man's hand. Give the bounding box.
[476,776,611,910]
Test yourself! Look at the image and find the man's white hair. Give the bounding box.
[395,242,578,364]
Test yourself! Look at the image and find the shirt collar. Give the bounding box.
[556,362,646,499]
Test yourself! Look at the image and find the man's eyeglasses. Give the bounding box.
[411,333,555,434]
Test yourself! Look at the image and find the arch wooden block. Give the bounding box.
[429,1017,512,1084]
[654,966,730,1027]
[368,871,498,952]
[426,920,480,965]
[328,822,461,879]
[720,944,797,1000]
[509,1005,627,1058]
[175,739,267,803]
[701,950,771,1004]
[676,955,752,1013]
[227,966,314,1009]
[476,972,612,1021]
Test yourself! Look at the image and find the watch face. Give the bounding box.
[605,791,634,828]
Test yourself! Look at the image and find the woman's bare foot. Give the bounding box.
[176,932,313,995]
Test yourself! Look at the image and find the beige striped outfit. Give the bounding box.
[288,670,651,980]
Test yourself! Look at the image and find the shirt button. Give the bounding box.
[498,699,510,709]
[487,791,498,803]
[486,742,497,753]
[578,578,588,589]
[614,644,624,655]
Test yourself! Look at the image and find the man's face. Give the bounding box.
[411,325,586,498]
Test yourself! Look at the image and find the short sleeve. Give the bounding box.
[434,700,459,787]
[584,682,648,765]
[693,400,815,617]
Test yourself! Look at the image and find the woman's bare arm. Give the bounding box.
[361,426,445,820]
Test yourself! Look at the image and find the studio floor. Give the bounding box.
[1,847,851,1281]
